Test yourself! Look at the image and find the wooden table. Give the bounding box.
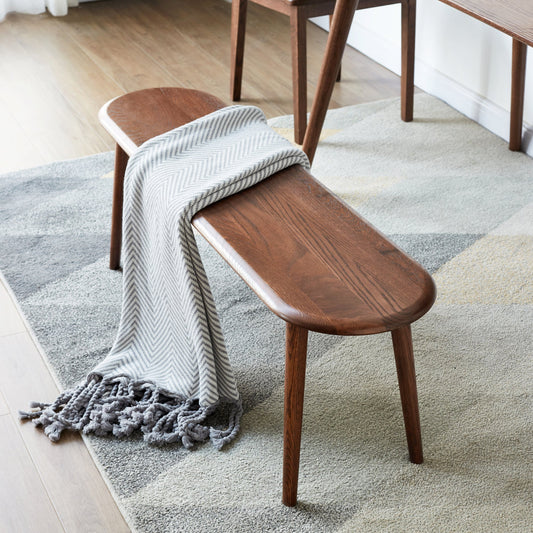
[439,0,531,151]
[303,0,531,161]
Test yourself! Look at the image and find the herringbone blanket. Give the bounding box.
[22,105,309,448]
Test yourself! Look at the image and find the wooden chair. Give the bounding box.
[231,0,416,144]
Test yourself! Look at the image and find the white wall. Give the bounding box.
[313,0,533,155]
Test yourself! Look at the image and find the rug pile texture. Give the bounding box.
[0,94,531,532]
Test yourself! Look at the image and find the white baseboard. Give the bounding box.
[414,56,533,155]
[313,18,533,157]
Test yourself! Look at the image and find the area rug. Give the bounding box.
[1,94,531,532]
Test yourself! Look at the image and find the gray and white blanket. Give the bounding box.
[22,105,309,449]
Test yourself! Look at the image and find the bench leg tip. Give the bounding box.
[282,494,297,507]
[410,450,423,464]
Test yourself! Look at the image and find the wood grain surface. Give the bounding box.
[194,165,436,335]
[438,0,533,45]
[101,88,227,156]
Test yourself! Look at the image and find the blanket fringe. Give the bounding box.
[19,374,242,450]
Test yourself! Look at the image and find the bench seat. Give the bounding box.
[194,164,435,336]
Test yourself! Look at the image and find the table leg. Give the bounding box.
[510,39,527,152]
[401,0,416,122]
[302,0,359,163]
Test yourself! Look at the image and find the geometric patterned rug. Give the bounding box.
[0,94,531,532]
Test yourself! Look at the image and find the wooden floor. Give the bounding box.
[0,0,403,530]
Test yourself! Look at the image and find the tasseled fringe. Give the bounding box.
[19,374,242,450]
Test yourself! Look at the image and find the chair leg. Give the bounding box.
[329,14,341,82]
[509,39,527,151]
[282,322,309,506]
[302,0,358,163]
[391,325,423,464]
[109,144,128,271]
[231,0,248,101]
[290,8,308,144]
[401,0,416,122]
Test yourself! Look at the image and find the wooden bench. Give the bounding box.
[99,87,436,506]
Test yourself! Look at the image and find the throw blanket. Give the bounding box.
[21,105,309,449]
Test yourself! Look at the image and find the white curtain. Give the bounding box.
[0,0,79,21]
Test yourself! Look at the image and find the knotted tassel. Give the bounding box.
[20,373,242,449]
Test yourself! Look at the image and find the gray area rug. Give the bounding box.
[1,94,532,532]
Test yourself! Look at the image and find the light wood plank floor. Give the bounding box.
[0,0,405,530]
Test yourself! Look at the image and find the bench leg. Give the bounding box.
[401,0,416,122]
[282,322,309,506]
[230,0,248,102]
[510,39,527,152]
[391,324,423,464]
[110,144,128,271]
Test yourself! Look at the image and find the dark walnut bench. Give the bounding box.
[99,87,436,506]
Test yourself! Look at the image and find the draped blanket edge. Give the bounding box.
[21,105,309,449]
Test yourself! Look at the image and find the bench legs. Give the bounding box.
[109,144,128,270]
[391,324,423,464]
[282,322,423,506]
[282,323,309,506]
